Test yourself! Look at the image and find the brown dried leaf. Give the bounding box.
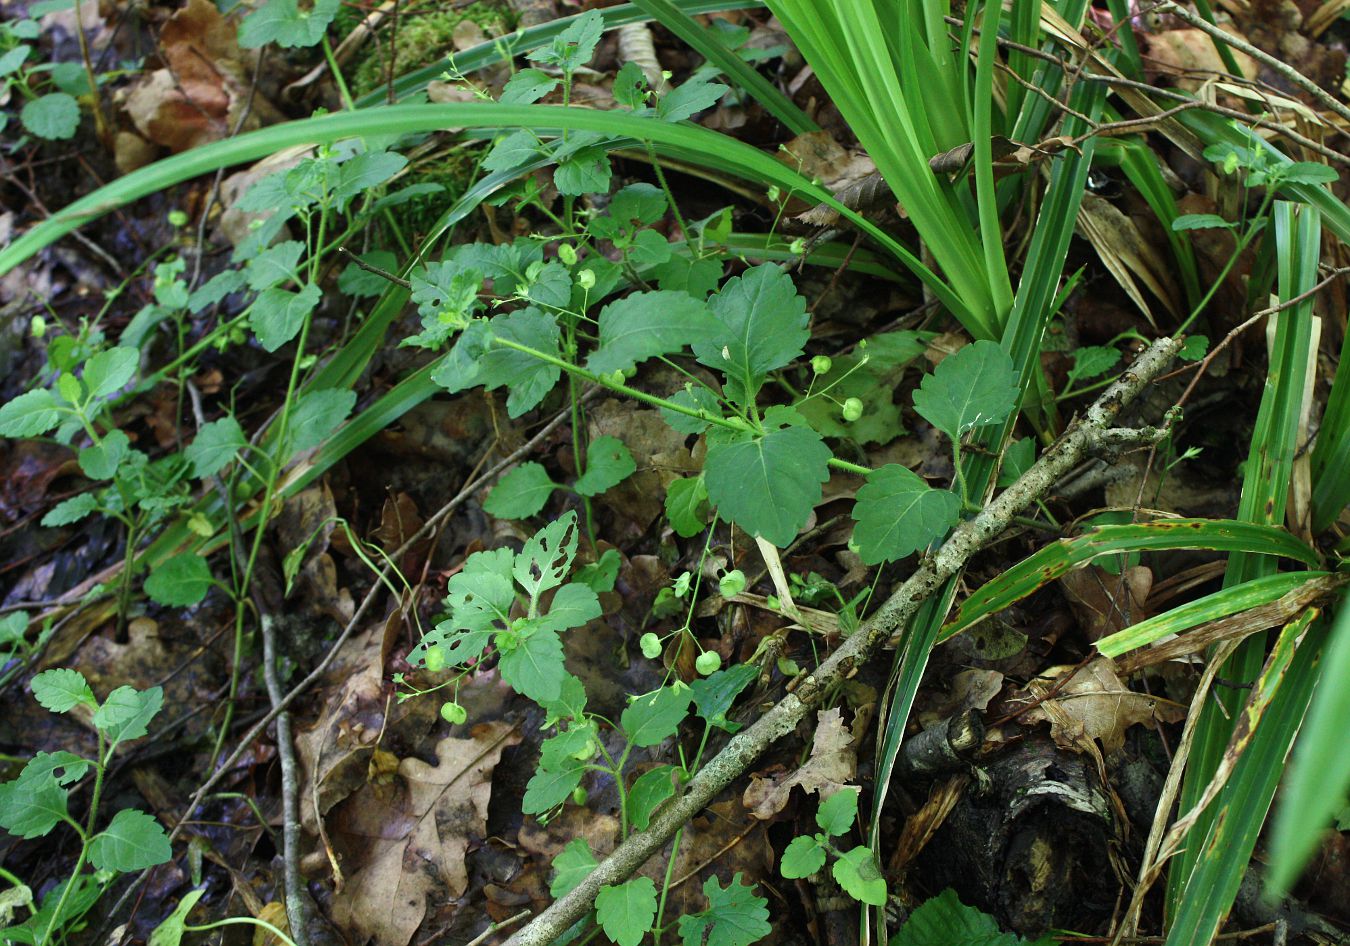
[1023,658,1180,755]
[743,707,856,819]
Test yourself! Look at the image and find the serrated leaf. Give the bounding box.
[92,685,163,743]
[501,68,559,105]
[443,546,516,633]
[41,493,98,527]
[588,290,718,376]
[780,835,826,879]
[245,240,304,291]
[893,887,1033,946]
[485,463,558,519]
[0,776,68,839]
[189,268,247,313]
[288,388,355,453]
[523,759,584,814]
[660,386,724,436]
[431,319,492,393]
[483,129,545,173]
[690,663,757,730]
[665,475,710,538]
[78,429,130,480]
[20,751,90,788]
[21,92,79,139]
[832,846,887,906]
[480,307,562,417]
[1178,334,1209,362]
[816,786,859,836]
[627,765,677,831]
[851,464,960,565]
[526,262,573,309]
[542,583,600,632]
[333,150,407,206]
[238,0,339,48]
[250,282,320,352]
[704,413,831,547]
[693,264,808,405]
[596,877,657,946]
[912,340,1018,442]
[550,838,598,897]
[621,686,691,747]
[527,7,604,71]
[575,436,636,497]
[514,512,580,600]
[1066,345,1120,386]
[185,416,247,478]
[31,668,96,713]
[0,389,62,437]
[554,149,611,197]
[83,347,139,399]
[498,626,565,704]
[144,556,213,607]
[88,808,171,872]
[657,76,728,122]
[677,873,772,946]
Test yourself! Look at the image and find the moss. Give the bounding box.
[393,147,484,237]
[348,1,513,99]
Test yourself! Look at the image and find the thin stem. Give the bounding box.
[39,732,105,946]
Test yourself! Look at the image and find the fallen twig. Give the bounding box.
[501,336,1183,946]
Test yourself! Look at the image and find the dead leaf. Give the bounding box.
[1077,194,1182,324]
[1022,658,1181,755]
[743,707,856,819]
[329,723,520,946]
[1059,564,1153,642]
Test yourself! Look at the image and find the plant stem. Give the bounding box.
[39,732,105,946]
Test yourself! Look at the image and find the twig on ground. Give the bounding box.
[261,614,310,946]
[337,246,412,288]
[499,337,1183,946]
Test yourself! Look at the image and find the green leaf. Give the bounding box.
[41,493,98,527]
[149,889,207,946]
[333,150,407,206]
[189,268,247,313]
[498,625,566,704]
[1178,334,1209,362]
[527,7,603,72]
[693,264,808,404]
[445,546,516,633]
[78,429,130,480]
[481,307,562,417]
[83,346,139,400]
[657,75,728,122]
[816,786,859,837]
[575,436,636,497]
[575,548,621,593]
[0,389,61,437]
[996,438,1036,488]
[289,388,355,453]
[543,583,601,632]
[20,751,90,787]
[523,761,584,815]
[501,68,559,105]
[246,240,304,291]
[587,290,718,375]
[677,873,772,946]
[832,845,887,906]
[185,416,247,478]
[251,282,320,352]
[0,776,68,839]
[591,184,667,243]
[912,340,1019,442]
[238,0,339,49]
[705,411,831,547]
[1066,345,1121,386]
[1279,162,1338,186]
[526,261,573,309]
[626,765,677,831]
[145,556,213,607]
[21,92,79,139]
[515,511,581,601]
[549,838,598,898]
[483,130,546,173]
[88,808,171,872]
[851,464,960,565]
[893,887,1033,946]
[665,475,710,538]
[689,663,757,730]
[621,685,691,747]
[654,255,723,298]
[339,250,399,297]
[31,669,96,713]
[660,387,723,436]
[485,463,558,518]
[92,685,164,742]
[1172,213,1233,231]
[595,877,657,946]
[554,148,612,197]
[779,835,826,879]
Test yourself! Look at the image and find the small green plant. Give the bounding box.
[779,787,887,907]
[0,16,83,142]
[0,670,171,946]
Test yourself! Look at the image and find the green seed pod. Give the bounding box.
[440,701,467,724]
[841,397,864,422]
[811,355,833,375]
[695,651,722,675]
